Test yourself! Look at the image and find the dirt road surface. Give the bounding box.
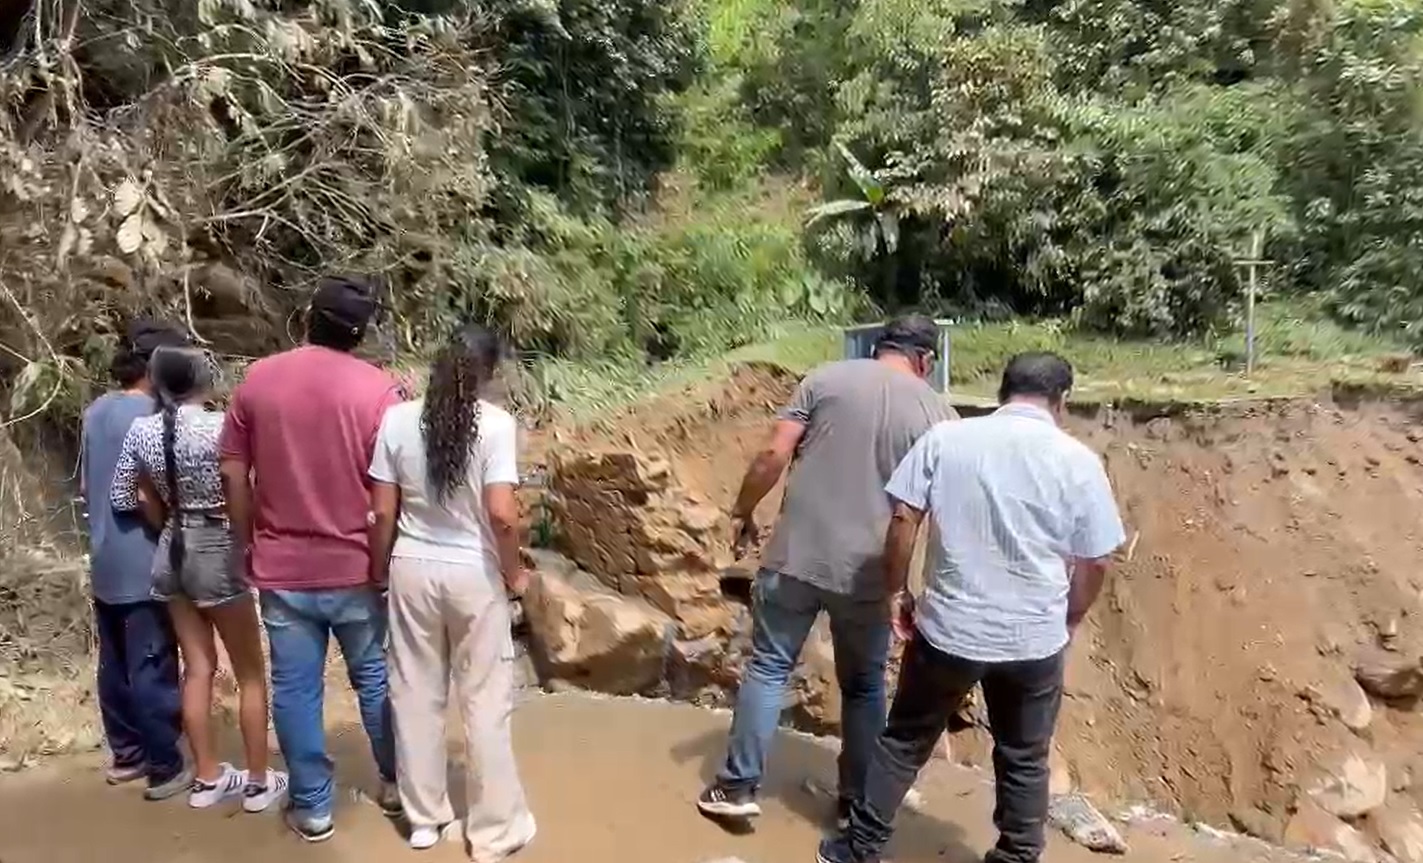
[0,693,1299,863]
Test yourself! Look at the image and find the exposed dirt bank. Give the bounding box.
[527,366,1423,860]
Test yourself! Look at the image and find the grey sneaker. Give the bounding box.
[697,783,761,819]
[143,763,196,801]
[285,808,335,843]
[105,760,147,785]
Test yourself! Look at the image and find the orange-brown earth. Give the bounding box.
[523,366,1423,861]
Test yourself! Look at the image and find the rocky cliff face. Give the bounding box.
[549,450,735,639]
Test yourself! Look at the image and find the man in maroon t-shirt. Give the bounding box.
[219,276,402,843]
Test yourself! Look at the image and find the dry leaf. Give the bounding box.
[117,212,144,254]
[142,217,169,257]
[113,179,143,218]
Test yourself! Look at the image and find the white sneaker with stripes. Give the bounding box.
[242,769,289,813]
[188,763,247,809]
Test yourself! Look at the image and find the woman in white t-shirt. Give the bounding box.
[367,324,535,856]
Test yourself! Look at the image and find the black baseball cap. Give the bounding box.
[874,314,940,357]
[310,275,379,336]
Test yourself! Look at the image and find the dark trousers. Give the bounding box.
[845,631,1065,863]
[94,600,184,781]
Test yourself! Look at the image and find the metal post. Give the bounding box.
[1234,231,1270,379]
[1246,231,1261,377]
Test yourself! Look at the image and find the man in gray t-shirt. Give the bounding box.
[697,316,956,826]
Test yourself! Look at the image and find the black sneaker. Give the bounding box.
[696,783,761,819]
[817,835,879,863]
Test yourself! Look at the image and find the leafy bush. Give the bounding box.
[708,0,1423,346]
[0,0,854,426]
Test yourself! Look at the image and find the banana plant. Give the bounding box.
[805,141,900,259]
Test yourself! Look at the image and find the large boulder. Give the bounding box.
[1355,653,1423,702]
[549,450,736,637]
[522,550,677,695]
[1307,751,1389,819]
[1301,677,1374,732]
[1372,801,1423,863]
[1285,799,1378,863]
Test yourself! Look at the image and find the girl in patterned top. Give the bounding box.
[111,346,288,813]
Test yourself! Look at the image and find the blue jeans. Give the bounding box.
[260,587,396,818]
[717,569,891,802]
[93,600,184,782]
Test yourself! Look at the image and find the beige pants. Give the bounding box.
[388,556,535,861]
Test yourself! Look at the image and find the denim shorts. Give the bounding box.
[151,513,247,608]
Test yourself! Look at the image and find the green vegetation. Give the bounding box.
[550,298,1410,419]
[1,0,1422,427]
[0,0,853,424]
[708,0,1423,346]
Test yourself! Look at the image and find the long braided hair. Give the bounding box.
[148,346,212,574]
[421,324,501,506]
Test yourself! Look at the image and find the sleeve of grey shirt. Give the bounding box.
[778,373,819,424]
[1070,450,1127,560]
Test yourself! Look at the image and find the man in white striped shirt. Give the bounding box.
[817,351,1125,863]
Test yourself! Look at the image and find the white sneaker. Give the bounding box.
[242,769,289,813]
[409,823,451,851]
[188,763,247,809]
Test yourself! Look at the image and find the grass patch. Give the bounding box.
[948,301,1414,402]
[535,297,1419,421]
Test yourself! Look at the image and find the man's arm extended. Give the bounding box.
[731,419,806,521]
[883,501,925,597]
[218,390,254,551]
[220,457,254,549]
[1066,452,1126,632]
[485,483,527,595]
[368,481,400,586]
[1067,556,1111,630]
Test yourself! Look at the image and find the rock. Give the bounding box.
[787,620,842,735]
[903,787,928,813]
[1048,793,1128,854]
[1302,679,1374,732]
[1308,752,1389,819]
[522,550,677,695]
[1373,801,1423,863]
[1355,653,1423,701]
[1231,805,1281,842]
[549,450,737,637]
[1285,798,1378,863]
